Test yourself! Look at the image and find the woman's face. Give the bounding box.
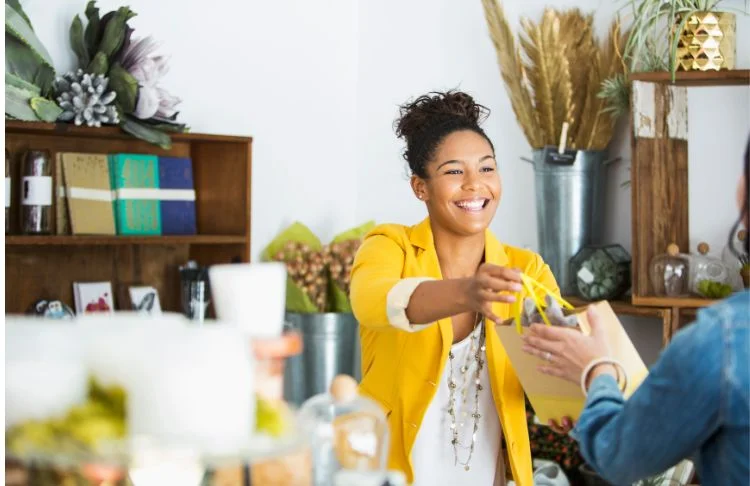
[411,130,501,237]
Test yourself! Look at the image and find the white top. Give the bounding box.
[410,323,504,486]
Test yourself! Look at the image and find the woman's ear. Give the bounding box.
[411,175,427,201]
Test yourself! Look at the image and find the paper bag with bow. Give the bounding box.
[495,274,649,425]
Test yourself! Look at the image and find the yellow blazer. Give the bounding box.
[350,218,560,485]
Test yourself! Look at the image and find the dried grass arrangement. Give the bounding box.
[481,0,628,151]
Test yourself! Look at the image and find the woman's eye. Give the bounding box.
[480,166,495,173]
[445,169,462,175]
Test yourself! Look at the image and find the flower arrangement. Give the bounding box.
[59,1,186,148]
[481,1,628,151]
[4,1,186,149]
[261,221,375,313]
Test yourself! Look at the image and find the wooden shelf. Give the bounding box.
[632,295,717,308]
[5,121,252,314]
[3,120,252,144]
[629,69,750,86]
[5,235,248,246]
[564,296,669,318]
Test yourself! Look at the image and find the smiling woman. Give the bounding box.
[349,91,569,486]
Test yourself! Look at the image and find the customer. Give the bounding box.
[521,139,750,485]
[349,90,572,486]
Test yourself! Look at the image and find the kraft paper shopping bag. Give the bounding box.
[496,275,649,424]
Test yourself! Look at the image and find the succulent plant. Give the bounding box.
[54,69,119,127]
[696,279,733,299]
[5,1,62,122]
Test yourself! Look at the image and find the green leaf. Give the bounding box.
[87,51,109,75]
[285,278,320,313]
[5,4,53,67]
[5,0,32,29]
[70,15,89,68]
[98,6,136,60]
[5,72,40,95]
[30,97,62,122]
[121,116,172,149]
[5,83,38,121]
[84,0,101,55]
[108,62,137,113]
[260,222,322,261]
[331,221,376,243]
[329,282,352,313]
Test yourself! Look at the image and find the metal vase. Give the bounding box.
[528,148,611,295]
[283,312,359,406]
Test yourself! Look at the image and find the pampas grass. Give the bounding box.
[481,0,628,150]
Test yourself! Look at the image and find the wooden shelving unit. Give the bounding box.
[631,296,717,309]
[628,69,748,344]
[629,69,750,86]
[4,121,252,315]
[6,235,248,246]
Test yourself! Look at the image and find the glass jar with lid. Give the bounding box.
[299,375,389,486]
[569,244,631,301]
[649,243,690,297]
[689,242,743,296]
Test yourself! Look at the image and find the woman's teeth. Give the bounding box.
[455,199,487,211]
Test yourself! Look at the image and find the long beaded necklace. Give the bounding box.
[446,312,486,471]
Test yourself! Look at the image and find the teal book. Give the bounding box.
[109,154,162,235]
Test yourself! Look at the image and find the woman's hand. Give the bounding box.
[520,306,612,385]
[463,264,523,324]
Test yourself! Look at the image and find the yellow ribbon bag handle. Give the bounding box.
[513,273,574,334]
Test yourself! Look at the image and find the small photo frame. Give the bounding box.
[128,286,162,315]
[74,281,115,315]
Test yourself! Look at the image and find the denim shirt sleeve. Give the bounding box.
[570,315,723,485]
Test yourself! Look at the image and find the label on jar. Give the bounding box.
[577,266,595,284]
[22,176,52,206]
[5,177,10,208]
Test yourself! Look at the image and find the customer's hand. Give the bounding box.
[520,306,611,385]
[548,416,576,435]
[463,264,523,324]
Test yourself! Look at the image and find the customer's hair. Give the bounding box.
[394,90,494,178]
[728,135,750,256]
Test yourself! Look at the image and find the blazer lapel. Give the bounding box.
[408,218,453,366]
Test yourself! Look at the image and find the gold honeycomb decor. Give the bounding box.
[676,11,736,71]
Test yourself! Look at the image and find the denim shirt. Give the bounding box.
[571,291,750,486]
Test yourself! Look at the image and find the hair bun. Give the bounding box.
[395,91,489,142]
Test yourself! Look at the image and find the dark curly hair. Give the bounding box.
[394,90,495,178]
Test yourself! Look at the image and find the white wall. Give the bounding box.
[21,0,750,353]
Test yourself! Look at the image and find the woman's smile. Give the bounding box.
[453,197,491,213]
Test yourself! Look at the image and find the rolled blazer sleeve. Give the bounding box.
[350,233,436,332]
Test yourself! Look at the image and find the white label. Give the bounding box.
[5,177,10,208]
[577,266,595,284]
[22,176,53,206]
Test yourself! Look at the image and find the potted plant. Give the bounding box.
[623,0,738,76]
[261,221,374,405]
[481,1,628,293]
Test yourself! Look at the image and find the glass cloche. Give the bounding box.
[649,244,690,297]
[688,242,743,297]
[299,375,389,486]
[569,244,631,301]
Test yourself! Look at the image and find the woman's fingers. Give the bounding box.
[521,334,564,357]
[480,264,522,282]
[547,419,567,435]
[477,273,523,293]
[480,304,502,325]
[478,288,517,304]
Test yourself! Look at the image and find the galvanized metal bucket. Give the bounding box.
[526,148,614,295]
[283,312,359,406]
